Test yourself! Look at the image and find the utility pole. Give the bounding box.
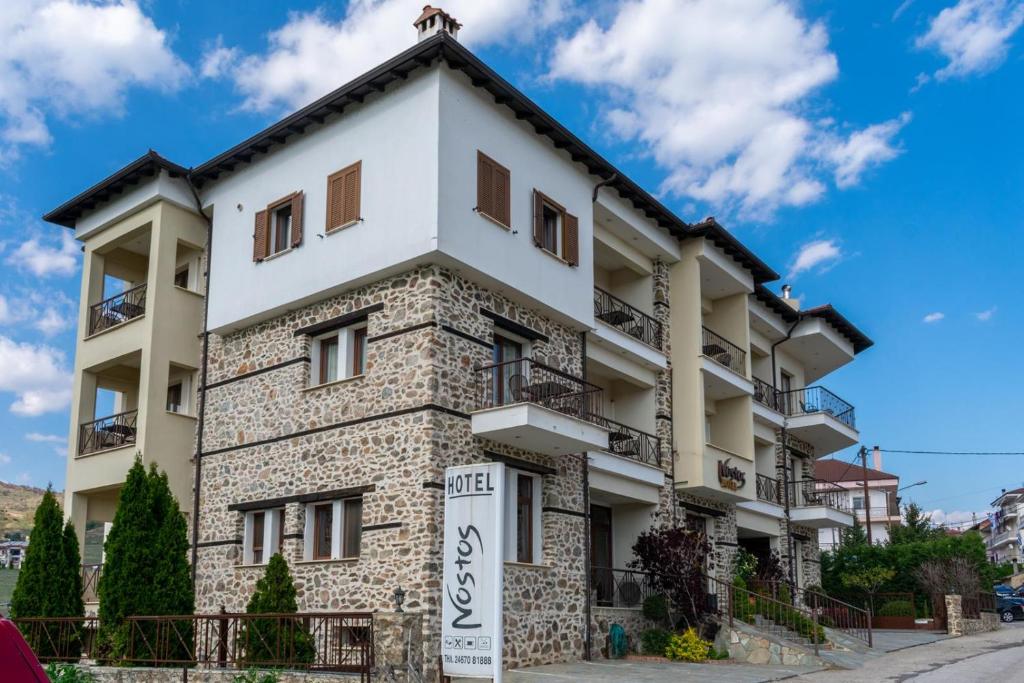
[860,445,873,545]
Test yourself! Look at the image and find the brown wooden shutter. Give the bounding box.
[342,162,361,225]
[326,162,362,231]
[477,152,494,218]
[253,210,268,261]
[290,191,304,248]
[532,190,544,246]
[563,212,579,266]
[492,162,510,226]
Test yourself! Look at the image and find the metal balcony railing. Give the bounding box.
[778,386,856,429]
[79,410,138,456]
[756,473,782,505]
[82,563,102,602]
[752,376,780,411]
[791,478,851,512]
[88,283,147,335]
[701,326,746,376]
[590,567,659,608]
[589,415,661,467]
[476,357,604,424]
[593,287,663,350]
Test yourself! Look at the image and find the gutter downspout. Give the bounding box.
[771,315,803,591]
[186,171,213,584]
[580,331,592,662]
[591,173,618,203]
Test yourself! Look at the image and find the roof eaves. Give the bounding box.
[687,218,779,283]
[802,304,874,354]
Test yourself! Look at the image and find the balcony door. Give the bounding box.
[590,504,614,606]
[493,334,524,405]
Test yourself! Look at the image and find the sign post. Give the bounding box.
[441,463,505,681]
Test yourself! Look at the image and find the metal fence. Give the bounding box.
[590,415,661,467]
[778,386,856,429]
[476,357,604,423]
[82,564,102,603]
[752,376,780,411]
[701,326,746,376]
[78,409,138,456]
[963,592,997,619]
[756,474,782,505]
[593,287,663,350]
[590,567,659,608]
[791,478,851,512]
[89,283,147,335]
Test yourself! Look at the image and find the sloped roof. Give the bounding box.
[753,284,873,354]
[815,458,900,483]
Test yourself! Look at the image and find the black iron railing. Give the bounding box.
[590,567,658,608]
[791,478,851,512]
[753,376,780,411]
[701,326,746,376]
[13,616,99,661]
[756,473,782,505]
[89,283,147,335]
[778,386,856,429]
[476,357,604,424]
[590,415,661,466]
[593,287,663,350]
[82,563,102,602]
[79,409,138,456]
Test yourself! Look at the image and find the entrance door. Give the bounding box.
[492,334,523,405]
[590,504,614,606]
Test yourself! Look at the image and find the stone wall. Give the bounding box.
[716,620,823,667]
[945,594,1000,636]
[590,606,658,658]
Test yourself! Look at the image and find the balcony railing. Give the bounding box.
[89,283,147,335]
[701,326,746,376]
[778,386,856,429]
[79,409,138,456]
[476,357,603,424]
[590,567,658,608]
[590,415,661,467]
[791,478,851,512]
[752,376,780,411]
[593,287,663,350]
[82,563,102,602]
[756,473,782,505]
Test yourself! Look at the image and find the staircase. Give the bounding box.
[751,614,818,647]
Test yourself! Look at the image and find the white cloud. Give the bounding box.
[34,307,69,337]
[787,239,842,279]
[0,453,10,465]
[0,0,189,161]
[26,431,67,457]
[548,0,908,219]
[927,508,986,527]
[0,335,72,416]
[923,311,945,323]
[204,0,569,112]
[976,306,997,321]
[917,0,1024,81]
[6,231,80,277]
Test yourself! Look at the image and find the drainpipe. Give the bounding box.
[771,314,803,591]
[580,330,592,661]
[186,171,213,584]
[591,173,618,203]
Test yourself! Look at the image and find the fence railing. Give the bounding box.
[590,567,659,608]
[701,326,746,376]
[799,587,872,646]
[705,574,823,654]
[82,564,102,603]
[778,386,856,429]
[963,592,997,619]
[89,283,147,335]
[12,613,373,680]
[756,474,782,505]
[752,376,780,411]
[476,357,604,424]
[593,287,663,350]
[589,415,661,467]
[78,410,138,456]
[791,478,851,512]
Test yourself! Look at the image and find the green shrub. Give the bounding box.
[642,594,669,623]
[640,628,672,656]
[241,554,314,667]
[45,663,96,683]
[877,600,914,617]
[708,646,730,660]
[664,628,711,662]
[778,584,792,605]
[233,670,280,683]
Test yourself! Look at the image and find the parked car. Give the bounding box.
[997,595,1024,623]
[994,584,1015,596]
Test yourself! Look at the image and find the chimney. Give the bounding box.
[414,5,461,42]
[873,445,882,471]
[781,284,799,311]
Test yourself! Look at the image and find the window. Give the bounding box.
[476,151,510,227]
[504,470,542,563]
[311,322,368,386]
[253,192,304,261]
[165,372,192,414]
[852,496,865,510]
[492,333,525,405]
[532,190,579,265]
[272,203,292,255]
[174,267,189,289]
[304,498,363,561]
[243,508,284,565]
[166,383,183,413]
[326,161,362,232]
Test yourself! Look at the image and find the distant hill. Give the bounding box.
[0,481,60,536]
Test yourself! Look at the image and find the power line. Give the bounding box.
[879,448,1024,456]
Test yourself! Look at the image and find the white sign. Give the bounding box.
[441,463,505,681]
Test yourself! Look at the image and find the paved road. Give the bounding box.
[796,623,1024,682]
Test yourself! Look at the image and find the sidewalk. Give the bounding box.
[458,658,824,682]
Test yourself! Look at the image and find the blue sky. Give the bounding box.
[0,0,1021,527]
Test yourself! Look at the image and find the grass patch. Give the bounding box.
[0,568,20,615]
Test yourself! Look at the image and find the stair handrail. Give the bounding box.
[795,586,873,648]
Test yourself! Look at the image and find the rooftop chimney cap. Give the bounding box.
[414,5,461,42]
[781,284,792,299]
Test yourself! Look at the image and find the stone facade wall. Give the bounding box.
[590,606,658,657]
[716,621,823,667]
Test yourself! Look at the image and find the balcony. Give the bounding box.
[700,326,752,401]
[591,416,661,467]
[702,326,745,375]
[756,473,782,505]
[79,410,138,456]
[788,478,854,528]
[472,358,609,456]
[593,287,663,350]
[752,377,780,411]
[779,386,858,456]
[88,284,147,336]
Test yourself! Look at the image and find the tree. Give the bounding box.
[630,527,712,628]
[889,503,940,545]
[842,566,895,615]
[242,553,314,666]
[10,487,85,659]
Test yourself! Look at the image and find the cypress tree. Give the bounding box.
[242,554,313,666]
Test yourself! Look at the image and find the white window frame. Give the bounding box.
[504,469,542,564]
[310,322,368,387]
[166,373,192,415]
[270,203,292,256]
[242,508,284,566]
[303,498,362,561]
[540,200,564,259]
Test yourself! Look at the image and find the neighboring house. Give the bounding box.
[815,452,901,548]
[46,7,872,671]
[987,488,1024,569]
[0,540,29,569]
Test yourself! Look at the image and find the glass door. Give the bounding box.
[493,334,523,405]
[590,504,614,606]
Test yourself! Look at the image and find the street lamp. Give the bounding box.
[886,481,927,535]
[899,480,927,493]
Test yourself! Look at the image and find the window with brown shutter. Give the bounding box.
[326,161,362,232]
[253,210,268,261]
[255,192,303,261]
[477,151,510,228]
[531,190,577,266]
